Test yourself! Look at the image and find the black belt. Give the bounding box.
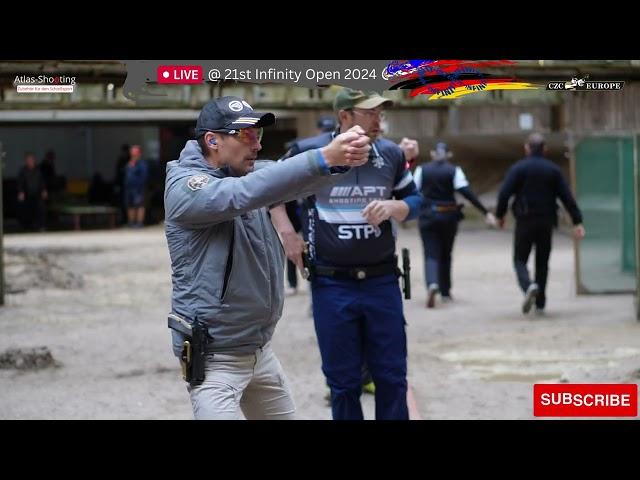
[313,262,400,280]
[432,204,459,212]
[424,199,459,213]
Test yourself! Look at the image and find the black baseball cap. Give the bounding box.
[195,96,275,137]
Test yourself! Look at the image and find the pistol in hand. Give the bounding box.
[302,242,312,281]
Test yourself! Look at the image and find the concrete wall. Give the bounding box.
[564,82,640,133]
[3,80,639,190]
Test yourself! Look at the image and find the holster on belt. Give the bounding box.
[168,313,207,387]
[400,248,411,300]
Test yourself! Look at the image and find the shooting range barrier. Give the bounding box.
[571,133,640,318]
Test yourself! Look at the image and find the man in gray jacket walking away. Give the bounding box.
[164,96,370,419]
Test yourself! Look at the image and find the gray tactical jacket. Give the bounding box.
[165,140,344,354]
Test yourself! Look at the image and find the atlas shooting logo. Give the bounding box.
[546,75,624,91]
[383,60,540,100]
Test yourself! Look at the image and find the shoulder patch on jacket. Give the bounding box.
[187,174,210,191]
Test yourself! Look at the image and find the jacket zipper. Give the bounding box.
[258,210,272,345]
[220,222,235,302]
[258,210,272,304]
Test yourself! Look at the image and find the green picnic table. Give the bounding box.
[53,205,118,231]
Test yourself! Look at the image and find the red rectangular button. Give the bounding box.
[534,384,638,417]
[157,65,203,84]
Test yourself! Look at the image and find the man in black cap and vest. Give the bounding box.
[414,141,497,308]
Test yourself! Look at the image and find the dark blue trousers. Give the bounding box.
[419,214,459,296]
[311,274,409,420]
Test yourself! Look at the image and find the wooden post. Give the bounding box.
[568,131,585,295]
[0,141,5,306]
[635,134,640,320]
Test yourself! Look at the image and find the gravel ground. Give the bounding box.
[1,222,638,419]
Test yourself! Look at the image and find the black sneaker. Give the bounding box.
[522,283,539,314]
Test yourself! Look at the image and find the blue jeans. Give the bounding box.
[311,274,408,420]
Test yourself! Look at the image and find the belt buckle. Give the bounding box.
[355,269,366,280]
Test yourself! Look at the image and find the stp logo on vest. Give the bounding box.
[157,65,203,84]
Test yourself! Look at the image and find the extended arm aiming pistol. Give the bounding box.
[302,242,313,281]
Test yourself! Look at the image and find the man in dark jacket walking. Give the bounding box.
[496,132,585,315]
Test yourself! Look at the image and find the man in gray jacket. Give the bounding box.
[164,96,370,419]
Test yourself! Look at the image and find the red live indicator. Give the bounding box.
[534,384,638,417]
[157,65,203,84]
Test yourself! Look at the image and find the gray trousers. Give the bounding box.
[186,342,296,420]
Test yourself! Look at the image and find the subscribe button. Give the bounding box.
[157,65,203,84]
[534,384,638,417]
